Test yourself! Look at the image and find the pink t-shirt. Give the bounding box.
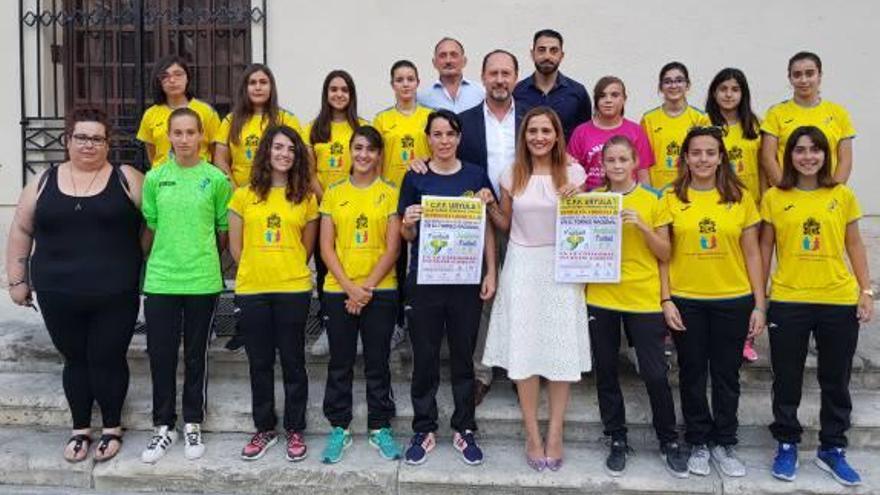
[566,119,654,191]
[500,164,587,247]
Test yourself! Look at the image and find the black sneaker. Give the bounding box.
[225,333,245,352]
[660,441,690,478]
[605,439,629,476]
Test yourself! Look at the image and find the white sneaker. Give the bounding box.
[390,324,406,351]
[688,444,711,476]
[184,423,206,460]
[141,425,177,464]
[310,329,329,356]
[711,445,746,477]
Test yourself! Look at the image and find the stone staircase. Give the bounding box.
[1,218,879,494]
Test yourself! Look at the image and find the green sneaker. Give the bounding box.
[320,427,352,464]
[369,427,402,460]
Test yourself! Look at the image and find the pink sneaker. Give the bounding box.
[742,339,758,362]
[286,430,308,462]
[241,431,277,461]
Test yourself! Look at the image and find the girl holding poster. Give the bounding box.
[398,109,496,467]
[586,135,689,478]
[481,107,591,472]
[658,126,766,479]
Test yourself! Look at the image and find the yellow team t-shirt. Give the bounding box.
[372,106,432,188]
[215,110,303,187]
[723,122,762,204]
[136,98,221,168]
[228,186,318,294]
[658,187,760,299]
[761,185,861,305]
[319,178,399,293]
[761,99,856,175]
[586,185,665,312]
[303,118,369,191]
[641,106,711,190]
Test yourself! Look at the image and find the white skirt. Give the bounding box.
[482,242,591,381]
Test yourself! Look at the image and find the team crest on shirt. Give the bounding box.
[802,217,821,251]
[264,213,282,244]
[728,146,744,173]
[354,213,369,244]
[329,142,344,169]
[245,134,260,160]
[401,135,415,162]
[698,217,717,250]
[665,141,680,168]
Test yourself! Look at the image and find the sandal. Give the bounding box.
[64,434,91,463]
[94,433,123,463]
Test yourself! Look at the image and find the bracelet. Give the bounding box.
[660,298,672,304]
[8,280,27,288]
[752,306,767,314]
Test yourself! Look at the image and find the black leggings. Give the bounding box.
[36,290,139,429]
[144,293,217,428]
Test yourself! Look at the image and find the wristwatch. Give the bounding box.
[862,288,876,297]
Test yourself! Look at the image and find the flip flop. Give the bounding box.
[94,433,123,463]
[64,434,91,463]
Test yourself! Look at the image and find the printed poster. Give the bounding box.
[555,192,622,283]
[417,195,486,285]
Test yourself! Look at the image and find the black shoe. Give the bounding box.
[225,333,245,352]
[660,441,690,478]
[605,439,629,476]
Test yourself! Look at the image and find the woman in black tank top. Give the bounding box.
[5,108,144,463]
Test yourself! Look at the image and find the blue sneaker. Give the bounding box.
[369,427,402,460]
[771,442,798,481]
[815,447,862,486]
[453,430,483,465]
[404,432,435,465]
[320,427,351,464]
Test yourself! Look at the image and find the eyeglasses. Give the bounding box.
[160,70,187,82]
[661,77,688,87]
[70,134,108,147]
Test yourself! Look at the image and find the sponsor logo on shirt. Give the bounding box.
[802,217,821,251]
[784,204,795,211]
[698,217,717,250]
[827,199,839,212]
[158,181,176,187]
[264,213,282,244]
[199,178,211,191]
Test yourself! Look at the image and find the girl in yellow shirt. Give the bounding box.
[659,127,766,478]
[705,67,764,363]
[305,70,367,357]
[136,55,220,168]
[585,136,689,477]
[213,64,303,187]
[759,126,872,486]
[641,62,710,190]
[318,126,403,463]
[761,52,856,185]
[228,125,317,462]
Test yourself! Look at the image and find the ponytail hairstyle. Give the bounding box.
[705,68,760,140]
[249,125,312,204]
[510,107,569,196]
[228,64,281,146]
[671,126,744,204]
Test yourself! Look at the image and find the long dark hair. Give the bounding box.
[228,64,281,147]
[672,126,744,204]
[249,125,311,204]
[151,55,195,105]
[777,126,837,190]
[510,107,568,196]
[705,68,760,140]
[310,70,360,145]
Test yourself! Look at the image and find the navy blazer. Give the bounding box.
[456,100,525,170]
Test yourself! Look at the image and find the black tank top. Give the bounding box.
[31,165,143,294]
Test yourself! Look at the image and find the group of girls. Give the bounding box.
[5,48,871,488]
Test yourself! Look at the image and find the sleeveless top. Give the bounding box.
[31,165,143,295]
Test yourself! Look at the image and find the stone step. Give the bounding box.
[3,316,880,390]
[0,426,876,495]
[1,370,879,449]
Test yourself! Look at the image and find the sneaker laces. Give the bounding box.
[411,432,428,447]
[327,428,346,450]
[250,431,273,449]
[372,427,395,449]
[603,437,635,455]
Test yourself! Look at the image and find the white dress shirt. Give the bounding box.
[484,101,516,196]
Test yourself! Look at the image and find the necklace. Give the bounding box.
[69,164,104,211]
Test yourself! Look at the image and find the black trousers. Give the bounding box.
[236,292,311,432]
[36,290,139,429]
[144,293,217,428]
[394,246,409,326]
[588,305,678,444]
[408,282,482,433]
[768,302,860,449]
[323,290,397,429]
[671,295,752,446]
